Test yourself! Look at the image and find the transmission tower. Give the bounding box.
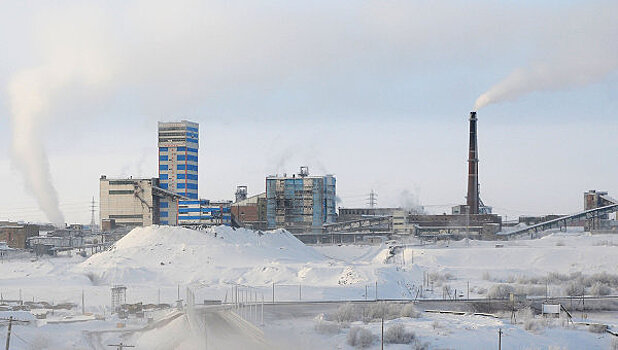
[367,189,377,208]
[90,196,97,233]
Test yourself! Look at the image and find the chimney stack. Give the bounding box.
[467,111,479,214]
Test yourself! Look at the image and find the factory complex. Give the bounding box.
[3,112,616,254]
[93,114,617,245]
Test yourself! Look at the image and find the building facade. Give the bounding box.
[178,200,232,226]
[158,120,200,225]
[231,192,267,230]
[338,207,410,234]
[0,223,39,249]
[100,176,160,228]
[266,167,336,233]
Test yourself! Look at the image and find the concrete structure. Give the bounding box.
[100,176,161,228]
[0,223,39,249]
[584,190,618,232]
[338,207,410,234]
[178,200,232,227]
[408,214,502,239]
[231,192,267,230]
[158,120,200,225]
[266,167,336,233]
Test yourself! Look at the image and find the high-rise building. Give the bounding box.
[158,120,199,225]
[266,167,336,233]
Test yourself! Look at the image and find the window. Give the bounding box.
[159,174,168,180]
[159,155,168,161]
[159,165,168,171]
[108,190,134,195]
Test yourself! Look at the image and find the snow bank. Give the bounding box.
[76,226,326,285]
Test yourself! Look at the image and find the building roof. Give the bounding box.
[233,192,266,206]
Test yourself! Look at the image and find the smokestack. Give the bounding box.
[467,111,479,215]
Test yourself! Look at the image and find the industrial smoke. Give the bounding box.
[8,70,65,225]
[473,5,617,111]
[6,6,111,225]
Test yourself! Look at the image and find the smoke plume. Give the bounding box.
[474,3,618,111]
[7,6,112,225]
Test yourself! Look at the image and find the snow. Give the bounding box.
[0,225,616,349]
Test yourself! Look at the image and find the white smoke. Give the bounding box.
[474,2,618,111]
[7,5,112,225]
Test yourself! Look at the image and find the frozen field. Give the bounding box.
[0,226,616,349]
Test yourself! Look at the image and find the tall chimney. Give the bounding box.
[467,111,479,214]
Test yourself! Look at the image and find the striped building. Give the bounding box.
[158,120,199,225]
[178,200,232,226]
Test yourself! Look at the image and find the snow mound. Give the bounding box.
[75,225,326,285]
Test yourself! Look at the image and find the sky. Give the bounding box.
[0,0,616,224]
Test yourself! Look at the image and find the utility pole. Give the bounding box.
[82,289,85,314]
[5,317,13,350]
[498,328,503,350]
[107,343,135,350]
[272,283,275,304]
[467,281,470,300]
[375,281,378,301]
[380,316,384,350]
[367,190,377,208]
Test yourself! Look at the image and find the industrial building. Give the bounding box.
[0,222,39,249]
[338,208,410,234]
[100,176,183,228]
[266,167,336,233]
[158,120,200,225]
[177,200,232,226]
[584,190,618,232]
[231,189,267,230]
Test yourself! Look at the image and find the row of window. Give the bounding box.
[160,146,198,154]
[178,174,198,180]
[159,154,199,162]
[177,183,198,190]
[177,155,198,162]
[177,164,198,171]
[178,207,231,213]
[109,190,134,195]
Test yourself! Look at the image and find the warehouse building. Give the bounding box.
[266,167,336,233]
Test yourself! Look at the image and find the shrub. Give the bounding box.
[487,284,515,299]
[516,307,535,322]
[314,316,341,334]
[400,303,421,318]
[335,303,363,323]
[524,318,545,332]
[367,302,401,320]
[347,327,374,348]
[384,324,415,344]
[564,282,584,296]
[590,282,611,296]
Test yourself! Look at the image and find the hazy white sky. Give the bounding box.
[0,0,616,224]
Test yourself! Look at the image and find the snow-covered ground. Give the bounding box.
[0,225,616,349]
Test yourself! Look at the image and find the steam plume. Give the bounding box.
[474,3,617,111]
[8,70,65,225]
[6,6,111,225]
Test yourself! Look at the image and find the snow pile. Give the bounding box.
[76,226,325,285]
